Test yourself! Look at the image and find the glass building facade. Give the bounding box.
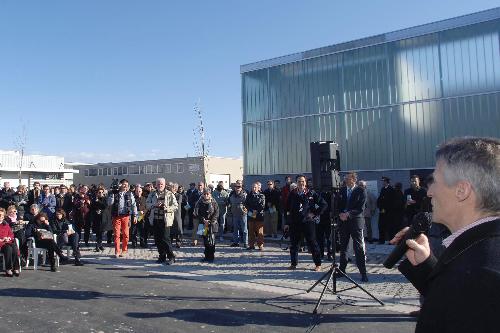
[241,8,500,180]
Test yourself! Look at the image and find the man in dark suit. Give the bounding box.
[337,172,368,282]
[392,137,500,333]
[377,176,395,244]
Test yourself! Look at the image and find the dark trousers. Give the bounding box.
[338,219,367,274]
[289,222,321,266]
[203,233,216,260]
[36,239,63,267]
[378,213,388,243]
[140,222,150,246]
[106,230,113,244]
[1,243,20,270]
[153,220,175,261]
[188,208,195,230]
[316,220,332,258]
[83,218,92,245]
[57,233,81,259]
[14,229,28,260]
[129,222,139,246]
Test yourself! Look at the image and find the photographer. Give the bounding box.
[392,137,500,333]
[285,175,326,272]
[108,179,137,258]
[146,178,177,264]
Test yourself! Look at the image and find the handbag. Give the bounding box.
[37,229,54,240]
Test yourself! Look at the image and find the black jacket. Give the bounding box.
[244,191,266,221]
[286,189,327,225]
[194,199,219,233]
[399,218,500,333]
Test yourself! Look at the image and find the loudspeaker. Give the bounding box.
[310,141,341,191]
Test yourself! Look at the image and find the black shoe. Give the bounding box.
[99,246,105,251]
[156,258,166,264]
[230,242,239,247]
[74,260,84,266]
[361,274,369,282]
[50,266,58,272]
[60,256,70,265]
[246,246,255,251]
[93,248,100,252]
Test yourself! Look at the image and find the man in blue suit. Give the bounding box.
[337,172,368,282]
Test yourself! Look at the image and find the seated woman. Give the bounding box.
[23,204,40,224]
[5,205,28,265]
[0,208,21,277]
[53,209,83,266]
[25,212,69,272]
[193,189,219,263]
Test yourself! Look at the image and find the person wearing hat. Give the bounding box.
[377,176,396,244]
[193,188,219,262]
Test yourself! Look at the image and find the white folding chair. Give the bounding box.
[1,238,22,272]
[26,236,59,270]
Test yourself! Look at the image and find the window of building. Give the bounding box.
[84,169,89,177]
[98,168,103,176]
[175,163,184,173]
[128,165,140,175]
[145,165,153,174]
[164,164,171,173]
[113,167,118,176]
[89,168,98,177]
[188,163,200,172]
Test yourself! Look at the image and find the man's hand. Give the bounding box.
[390,227,431,266]
[339,212,348,221]
[133,217,138,224]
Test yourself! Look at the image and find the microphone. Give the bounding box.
[383,212,432,269]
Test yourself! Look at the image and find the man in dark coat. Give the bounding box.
[337,172,368,282]
[393,137,500,333]
[285,175,327,271]
[377,176,396,244]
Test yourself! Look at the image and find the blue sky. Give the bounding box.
[0,1,498,163]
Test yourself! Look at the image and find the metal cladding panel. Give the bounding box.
[242,16,500,176]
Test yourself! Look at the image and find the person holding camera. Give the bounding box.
[146,178,178,264]
[285,175,327,271]
[107,179,137,258]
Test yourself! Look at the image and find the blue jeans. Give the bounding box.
[232,214,248,246]
[218,211,227,238]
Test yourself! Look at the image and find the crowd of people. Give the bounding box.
[0,166,437,279]
[1,137,497,333]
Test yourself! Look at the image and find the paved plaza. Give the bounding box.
[81,235,420,314]
[0,236,418,332]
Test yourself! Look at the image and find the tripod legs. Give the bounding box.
[309,265,336,314]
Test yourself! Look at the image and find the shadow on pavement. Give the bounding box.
[125,308,415,327]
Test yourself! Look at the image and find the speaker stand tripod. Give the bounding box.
[307,221,384,314]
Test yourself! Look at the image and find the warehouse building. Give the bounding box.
[241,8,500,188]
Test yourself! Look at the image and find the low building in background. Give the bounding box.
[0,150,79,188]
[72,156,243,189]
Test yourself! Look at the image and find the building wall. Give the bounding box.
[241,15,500,178]
[73,156,243,189]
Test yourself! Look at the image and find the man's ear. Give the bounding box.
[455,180,473,202]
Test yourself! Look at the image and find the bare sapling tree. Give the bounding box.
[192,100,211,186]
[14,122,28,186]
